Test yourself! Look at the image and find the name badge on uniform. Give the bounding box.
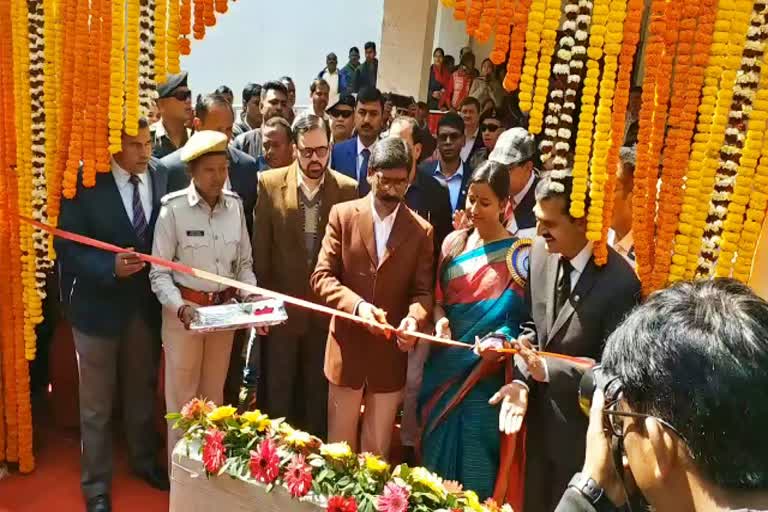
[186,230,205,237]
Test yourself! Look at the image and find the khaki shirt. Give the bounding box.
[150,184,257,312]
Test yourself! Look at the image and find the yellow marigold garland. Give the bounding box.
[124,0,140,136]
[527,0,561,134]
[697,2,768,278]
[108,0,125,155]
[734,132,768,281]
[669,0,749,280]
[518,0,546,112]
[155,0,167,83]
[82,0,100,188]
[586,0,627,263]
[169,0,182,64]
[95,0,112,170]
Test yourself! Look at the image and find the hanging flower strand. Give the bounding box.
[124,0,141,136]
[518,0,546,112]
[107,0,125,155]
[503,0,532,92]
[527,0,562,135]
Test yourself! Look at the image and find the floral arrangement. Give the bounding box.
[168,399,512,512]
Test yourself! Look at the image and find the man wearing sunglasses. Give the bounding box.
[249,114,357,435]
[151,71,193,159]
[558,279,768,512]
[326,94,356,144]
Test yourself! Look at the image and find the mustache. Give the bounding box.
[380,195,402,203]
[361,123,373,130]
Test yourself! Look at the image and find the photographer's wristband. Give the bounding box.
[568,473,616,512]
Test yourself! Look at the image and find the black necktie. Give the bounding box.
[359,148,371,196]
[555,258,573,317]
[129,174,149,246]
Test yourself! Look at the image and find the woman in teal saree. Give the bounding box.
[418,161,529,507]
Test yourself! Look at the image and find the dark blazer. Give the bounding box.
[231,128,263,160]
[161,146,260,236]
[330,137,370,196]
[356,59,378,91]
[253,163,358,336]
[232,117,253,138]
[56,161,168,337]
[405,170,453,256]
[417,159,472,212]
[310,196,434,392]
[520,236,640,512]
[506,176,538,238]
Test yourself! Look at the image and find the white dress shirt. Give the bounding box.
[298,166,325,201]
[506,171,536,237]
[371,195,399,265]
[460,128,479,162]
[357,137,375,182]
[608,229,636,268]
[111,158,152,223]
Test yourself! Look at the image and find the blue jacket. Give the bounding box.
[56,161,168,337]
[330,137,367,196]
[161,146,261,236]
[317,68,350,97]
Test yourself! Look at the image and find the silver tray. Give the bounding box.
[189,299,288,333]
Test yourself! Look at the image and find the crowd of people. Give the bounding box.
[53,46,768,512]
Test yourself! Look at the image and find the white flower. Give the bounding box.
[570,60,584,69]
[568,75,582,84]
[565,3,579,13]
[575,30,589,41]
[572,45,587,55]
[560,113,574,124]
[555,141,571,152]
[551,168,571,180]
[554,63,571,74]
[558,128,572,139]
[551,90,564,99]
[563,21,578,32]
[564,101,576,110]
[548,182,566,193]
[545,128,558,137]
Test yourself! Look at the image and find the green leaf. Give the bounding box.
[166,412,182,421]
[265,483,274,493]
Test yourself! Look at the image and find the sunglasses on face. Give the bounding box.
[481,123,502,132]
[168,89,192,102]
[330,109,354,119]
[298,145,329,159]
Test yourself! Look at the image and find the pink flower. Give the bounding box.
[201,428,226,474]
[376,482,410,512]
[284,454,313,498]
[327,496,358,512]
[249,438,280,483]
[181,398,215,419]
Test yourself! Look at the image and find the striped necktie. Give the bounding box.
[129,174,149,245]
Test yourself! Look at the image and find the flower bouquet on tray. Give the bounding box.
[168,399,514,512]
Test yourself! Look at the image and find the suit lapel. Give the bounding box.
[281,164,305,252]
[543,253,559,340]
[355,197,378,267]
[319,171,339,228]
[379,206,411,268]
[547,256,600,345]
[148,165,164,226]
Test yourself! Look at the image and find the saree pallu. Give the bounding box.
[418,237,527,508]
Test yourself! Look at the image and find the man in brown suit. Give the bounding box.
[311,137,435,457]
[251,114,358,438]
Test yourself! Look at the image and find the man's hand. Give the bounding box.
[582,389,627,506]
[474,333,508,362]
[357,302,389,336]
[178,305,200,330]
[435,317,452,340]
[489,382,528,434]
[514,340,547,382]
[452,209,473,231]
[395,316,418,352]
[114,248,145,278]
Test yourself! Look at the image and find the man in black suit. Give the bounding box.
[489,127,539,239]
[162,93,260,236]
[57,118,169,512]
[417,112,472,213]
[231,80,290,160]
[557,280,768,512]
[492,175,640,512]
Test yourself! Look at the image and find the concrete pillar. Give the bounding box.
[378,0,439,101]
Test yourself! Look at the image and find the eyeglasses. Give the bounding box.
[168,89,192,102]
[481,123,502,132]
[329,109,354,119]
[374,173,409,189]
[298,146,329,159]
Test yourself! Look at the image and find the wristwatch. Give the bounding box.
[568,473,615,512]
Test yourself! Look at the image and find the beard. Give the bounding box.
[299,159,327,180]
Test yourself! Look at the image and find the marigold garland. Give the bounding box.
[454,0,468,21]
[95,0,112,170]
[168,0,182,64]
[699,3,768,277]
[81,0,100,188]
[697,2,768,278]
[734,131,768,281]
[192,0,205,39]
[138,0,155,118]
[527,0,561,135]
[490,0,513,64]
[716,48,768,279]
[155,0,167,83]
[62,0,87,197]
[107,0,125,155]
[517,0,546,112]
[124,0,140,135]
[647,0,713,289]
[502,0,531,91]
[475,0,496,42]
[586,0,627,262]
[669,0,750,280]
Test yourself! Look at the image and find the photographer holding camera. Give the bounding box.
[558,279,768,512]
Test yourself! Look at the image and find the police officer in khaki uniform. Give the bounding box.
[150,130,261,457]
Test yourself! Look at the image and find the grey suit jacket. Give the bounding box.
[520,236,640,500]
[231,128,262,160]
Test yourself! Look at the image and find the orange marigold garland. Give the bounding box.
[490,0,512,64]
[454,0,468,19]
[62,0,87,197]
[192,0,205,39]
[466,0,484,37]
[649,0,713,289]
[107,0,125,155]
[475,0,496,42]
[51,0,74,212]
[502,0,531,91]
[214,0,226,14]
[124,0,140,135]
[699,2,768,277]
[697,2,768,278]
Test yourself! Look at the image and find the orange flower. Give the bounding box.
[502,0,531,91]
